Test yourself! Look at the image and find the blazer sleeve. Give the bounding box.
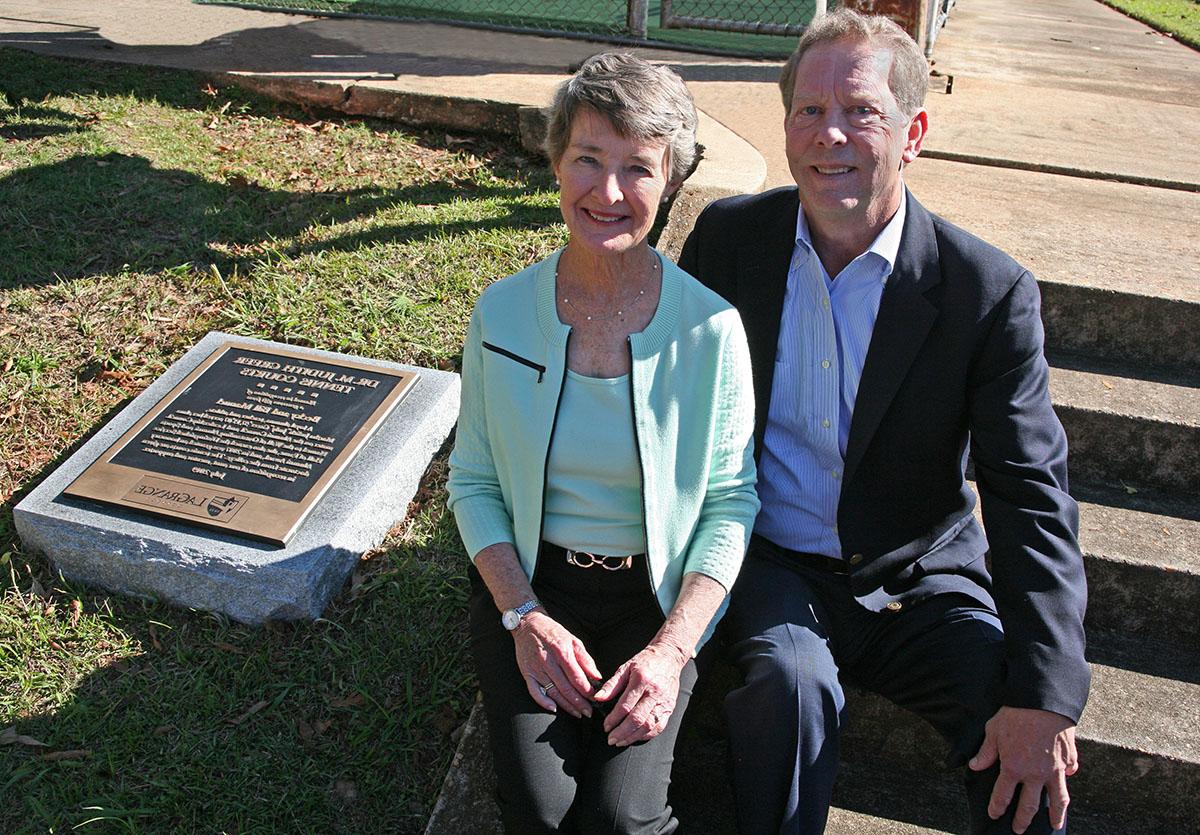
[969,270,1090,722]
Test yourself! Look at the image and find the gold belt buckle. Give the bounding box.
[564,549,634,570]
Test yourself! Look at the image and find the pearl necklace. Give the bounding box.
[558,259,659,322]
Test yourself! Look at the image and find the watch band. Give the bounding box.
[501,598,541,631]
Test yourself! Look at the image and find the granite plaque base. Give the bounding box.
[14,332,460,624]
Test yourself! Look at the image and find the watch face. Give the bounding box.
[502,610,520,630]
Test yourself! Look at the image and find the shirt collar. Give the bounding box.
[794,189,908,276]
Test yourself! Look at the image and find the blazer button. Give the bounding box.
[848,553,864,565]
[886,601,903,612]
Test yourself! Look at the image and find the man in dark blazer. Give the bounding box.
[678,9,1089,835]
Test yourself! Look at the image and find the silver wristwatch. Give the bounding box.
[501,598,541,631]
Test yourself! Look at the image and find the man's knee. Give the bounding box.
[726,623,843,728]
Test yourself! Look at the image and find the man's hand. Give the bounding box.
[969,706,1079,833]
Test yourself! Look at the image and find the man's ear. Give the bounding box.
[902,108,928,164]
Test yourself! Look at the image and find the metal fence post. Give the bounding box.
[628,0,649,38]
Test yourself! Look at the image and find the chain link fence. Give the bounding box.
[659,0,822,37]
[199,0,815,57]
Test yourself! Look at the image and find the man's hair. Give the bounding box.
[778,8,929,116]
[543,52,699,185]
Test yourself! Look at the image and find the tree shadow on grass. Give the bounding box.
[0,542,474,834]
[0,149,558,288]
[0,48,559,287]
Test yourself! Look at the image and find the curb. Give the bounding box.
[216,71,768,259]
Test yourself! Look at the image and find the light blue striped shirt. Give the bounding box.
[754,198,906,558]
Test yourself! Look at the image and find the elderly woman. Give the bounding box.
[447,52,758,834]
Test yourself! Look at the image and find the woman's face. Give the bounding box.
[554,108,675,261]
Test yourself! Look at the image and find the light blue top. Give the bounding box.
[543,370,645,555]
[447,249,759,646]
[754,198,906,558]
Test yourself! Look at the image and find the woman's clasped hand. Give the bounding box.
[514,606,689,745]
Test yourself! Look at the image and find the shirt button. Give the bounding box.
[821,359,831,369]
[830,470,840,480]
[848,553,863,565]
[821,418,831,428]
[886,601,903,612]
[822,298,831,309]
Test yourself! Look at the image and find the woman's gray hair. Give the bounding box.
[778,9,929,117]
[543,52,699,185]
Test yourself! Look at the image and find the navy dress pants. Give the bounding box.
[723,538,1063,834]
[469,546,698,835]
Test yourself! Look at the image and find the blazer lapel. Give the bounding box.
[843,192,942,485]
[737,190,798,448]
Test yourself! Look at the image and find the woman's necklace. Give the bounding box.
[558,258,659,322]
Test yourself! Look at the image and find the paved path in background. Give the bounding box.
[1,0,1197,300]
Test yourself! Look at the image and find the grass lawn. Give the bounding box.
[1098,0,1200,48]
[0,47,566,833]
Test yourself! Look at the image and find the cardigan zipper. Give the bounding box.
[627,339,657,608]
[482,341,546,382]
[533,330,571,584]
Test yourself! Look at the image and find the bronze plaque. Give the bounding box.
[63,341,418,545]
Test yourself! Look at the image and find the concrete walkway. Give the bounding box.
[2,0,1197,303]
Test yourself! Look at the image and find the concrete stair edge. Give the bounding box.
[1040,280,1200,373]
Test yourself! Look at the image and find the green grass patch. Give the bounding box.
[1,46,567,833]
[1097,0,1200,49]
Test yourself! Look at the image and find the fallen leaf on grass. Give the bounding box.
[40,749,90,762]
[152,725,173,737]
[95,369,136,389]
[296,718,332,741]
[213,641,245,655]
[69,599,82,627]
[149,624,163,651]
[328,693,365,709]
[433,704,458,737]
[226,699,270,726]
[1,727,48,747]
[333,778,358,804]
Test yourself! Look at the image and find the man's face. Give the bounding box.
[784,37,926,239]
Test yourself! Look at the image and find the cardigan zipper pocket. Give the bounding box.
[482,341,546,383]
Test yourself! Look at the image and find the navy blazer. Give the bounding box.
[679,187,1090,723]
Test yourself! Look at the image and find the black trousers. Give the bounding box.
[469,544,698,835]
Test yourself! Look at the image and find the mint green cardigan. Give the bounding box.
[447,249,759,638]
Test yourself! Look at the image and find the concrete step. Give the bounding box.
[834,642,1200,831]
[429,638,1198,834]
[1040,282,1200,377]
[1048,361,1200,493]
[1072,480,1200,645]
[900,158,1200,375]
